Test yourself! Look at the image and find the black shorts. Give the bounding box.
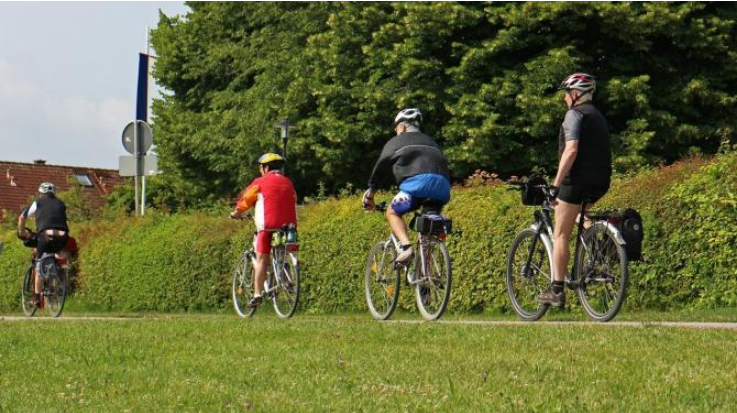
[558,177,609,205]
[36,232,69,256]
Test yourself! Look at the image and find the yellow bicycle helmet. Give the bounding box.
[258,153,285,165]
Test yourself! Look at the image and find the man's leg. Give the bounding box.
[387,206,410,246]
[254,252,270,297]
[250,231,272,307]
[537,199,579,307]
[34,238,46,300]
[553,199,580,282]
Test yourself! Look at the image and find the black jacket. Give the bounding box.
[368,132,450,190]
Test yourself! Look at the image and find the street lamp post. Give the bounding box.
[274,118,297,172]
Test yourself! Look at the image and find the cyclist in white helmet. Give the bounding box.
[362,108,451,263]
[17,182,69,308]
[537,73,612,308]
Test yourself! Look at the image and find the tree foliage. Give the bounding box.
[150,2,737,205]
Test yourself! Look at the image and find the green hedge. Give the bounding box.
[1,152,735,314]
[77,214,239,312]
[0,230,33,312]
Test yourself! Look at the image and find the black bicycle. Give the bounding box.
[21,250,68,318]
[364,202,453,321]
[506,177,629,322]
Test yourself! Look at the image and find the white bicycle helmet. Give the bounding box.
[394,108,423,126]
[38,182,55,194]
[559,73,596,93]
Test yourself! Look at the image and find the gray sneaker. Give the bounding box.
[396,246,414,263]
[248,295,263,308]
[537,287,566,308]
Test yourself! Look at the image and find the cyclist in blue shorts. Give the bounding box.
[362,108,452,263]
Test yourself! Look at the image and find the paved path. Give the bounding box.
[2,315,736,330]
[0,315,141,322]
[389,319,737,330]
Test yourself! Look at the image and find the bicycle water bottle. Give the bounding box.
[271,232,282,247]
[286,224,297,243]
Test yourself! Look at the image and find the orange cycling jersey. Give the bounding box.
[236,171,297,231]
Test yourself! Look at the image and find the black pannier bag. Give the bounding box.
[522,173,547,206]
[411,214,453,235]
[610,208,644,261]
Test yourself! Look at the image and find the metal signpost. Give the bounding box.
[274,119,297,172]
[120,120,157,216]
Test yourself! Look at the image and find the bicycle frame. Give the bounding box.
[527,198,627,286]
[245,245,297,296]
[387,231,437,286]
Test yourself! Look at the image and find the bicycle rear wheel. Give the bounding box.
[232,252,257,318]
[415,239,452,321]
[45,265,67,318]
[272,249,300,318]
[506,228,552,321]
[21,265,37,317]
[575,222,629,322]
[365,241,401,320]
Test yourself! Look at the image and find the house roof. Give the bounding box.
[0,160,128,218]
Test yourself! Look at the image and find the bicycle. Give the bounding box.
[364,202,453,321]
[505,178,629,322]
[21,249,68,318]
[231,216,300,319]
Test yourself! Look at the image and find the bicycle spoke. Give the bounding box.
[576,223,629,322]
[506,229,551,321]
[415,240,451,321]
[366,242,400,320]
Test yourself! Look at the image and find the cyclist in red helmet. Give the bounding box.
[230,153,297,308]
[537,73,612,308]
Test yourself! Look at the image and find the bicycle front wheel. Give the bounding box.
[415,239,452,321]
[21,265,37,317]
[232,252,257,318]
[365,241,401,320]
[575,222,629,322]
[272,251,300,318]
[45,265,67,318]
[506,228,552,321]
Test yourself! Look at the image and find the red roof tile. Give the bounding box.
[0,160,129,219]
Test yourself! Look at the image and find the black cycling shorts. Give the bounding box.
[558,177,609,205]
[36,232,69,255]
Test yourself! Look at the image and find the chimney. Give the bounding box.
[34,159,46,165]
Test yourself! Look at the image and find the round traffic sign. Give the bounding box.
[122,120,153,155]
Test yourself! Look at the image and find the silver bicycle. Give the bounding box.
[231,219,300,319]
[365,202,452,321]
[506,178,629,322]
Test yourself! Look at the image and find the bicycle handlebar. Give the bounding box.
[505,180,557,208]
[373,202,387,213]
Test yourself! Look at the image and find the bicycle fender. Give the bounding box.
[599,222,627,246]
[530,222,554,242]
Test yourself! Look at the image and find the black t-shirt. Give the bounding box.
[557,102,612,187]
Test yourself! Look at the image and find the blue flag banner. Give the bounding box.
[136,53,150,122]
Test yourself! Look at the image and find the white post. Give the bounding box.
[134,120,140,217]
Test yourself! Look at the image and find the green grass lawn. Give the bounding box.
[1,314,736,412]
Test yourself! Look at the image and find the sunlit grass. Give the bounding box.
[1,315,735,411]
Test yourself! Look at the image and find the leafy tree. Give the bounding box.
[150,2,737,205]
